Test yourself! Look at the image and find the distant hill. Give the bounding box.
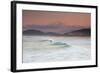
[23,29,45,35]
[23,28,90,36]
[64,28,90,36]
[46,32,61,36]
[23,29,60,35]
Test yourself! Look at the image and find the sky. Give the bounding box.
[22,10,91,34]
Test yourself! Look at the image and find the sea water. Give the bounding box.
[22,35,91,63]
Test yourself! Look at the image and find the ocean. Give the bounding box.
[22,35,91,63]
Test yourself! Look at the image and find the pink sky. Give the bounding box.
[22,10,91,33]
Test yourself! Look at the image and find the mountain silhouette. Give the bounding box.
[23,29,45,35]
[23,28,90,36]
[64,28,90,36]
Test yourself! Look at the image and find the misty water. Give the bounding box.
[23,35,91,63]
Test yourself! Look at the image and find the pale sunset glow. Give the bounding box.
[22,10,91,33]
